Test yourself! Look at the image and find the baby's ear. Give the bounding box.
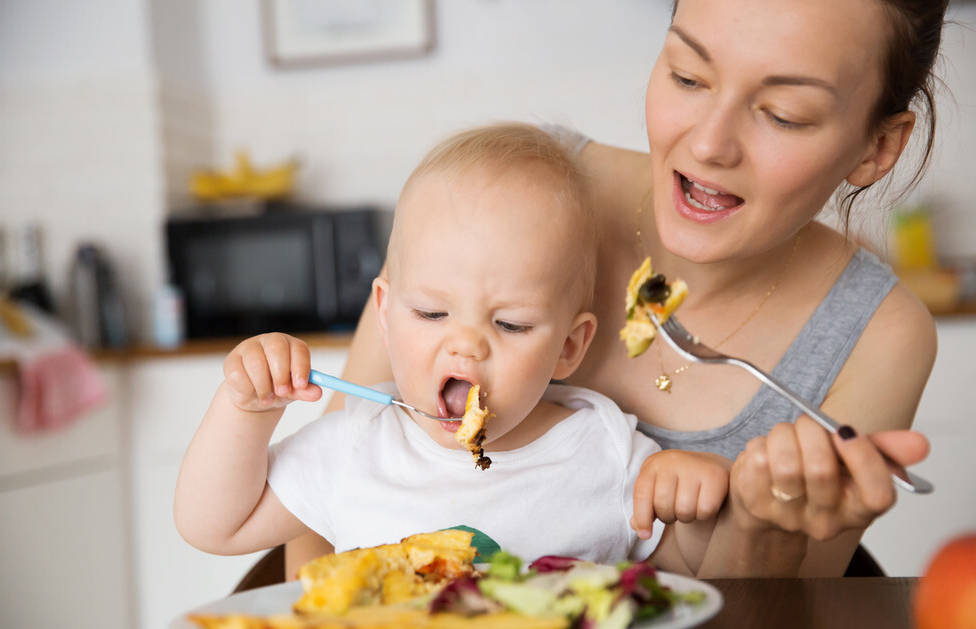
[552,312,598,380]
[372,277,391,347]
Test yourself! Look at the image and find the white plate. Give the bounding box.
[170,571,722,629]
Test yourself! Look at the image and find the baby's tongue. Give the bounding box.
[442,378,472,417]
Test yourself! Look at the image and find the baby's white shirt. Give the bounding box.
[267,383,665,563]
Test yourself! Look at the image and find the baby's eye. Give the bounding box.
[413,309,446,321]
[495,320,532,334]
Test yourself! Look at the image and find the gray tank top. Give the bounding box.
[540,123,898,459]
[637,248,897,459]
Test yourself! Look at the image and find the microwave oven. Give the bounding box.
[166,206,386,339]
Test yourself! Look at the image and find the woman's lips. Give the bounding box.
[672,171,744,224]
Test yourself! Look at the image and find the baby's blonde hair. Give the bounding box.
[393,122,597,311]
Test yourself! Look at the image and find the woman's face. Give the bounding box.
[646,0,890,262]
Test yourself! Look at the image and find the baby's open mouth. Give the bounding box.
[440,377,473,418]
[679,173,744,211]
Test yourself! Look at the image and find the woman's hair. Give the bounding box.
[671,0,950,227]
[395,122,597,309]
[837,0,950,225]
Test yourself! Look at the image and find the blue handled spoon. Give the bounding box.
[308,369,460,421]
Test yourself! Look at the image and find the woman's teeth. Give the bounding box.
[681,175,741,212]
[690,180,723,196]
[684,189,716,211]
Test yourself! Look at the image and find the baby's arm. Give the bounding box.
[631,450,731,575]
[174,333,322,555]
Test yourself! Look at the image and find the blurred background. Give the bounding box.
[1,2,975,628]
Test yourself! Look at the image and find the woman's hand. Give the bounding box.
[730,416,930,540]
[223,332,322,413]
[632,450,732,538]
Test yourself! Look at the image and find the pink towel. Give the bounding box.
[16,345,107,433]
[1,302,108,434]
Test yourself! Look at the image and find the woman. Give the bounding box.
[287,0,944,577]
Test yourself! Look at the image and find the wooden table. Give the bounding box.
[699,578,917,629]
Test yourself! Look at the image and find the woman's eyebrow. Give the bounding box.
[669,25,836,96]
[762,75,837,96]
[668,26,710,62]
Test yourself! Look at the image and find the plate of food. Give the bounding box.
[171,530,722,629]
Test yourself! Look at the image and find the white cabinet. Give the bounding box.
[0,344,349,629]
[861,319,976,575]
[0,367,131,629]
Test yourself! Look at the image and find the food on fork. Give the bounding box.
[454,384,492,470]
[619,257,688,358]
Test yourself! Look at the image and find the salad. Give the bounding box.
[430,552,706,629]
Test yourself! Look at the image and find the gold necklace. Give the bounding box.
[634,189,800,393]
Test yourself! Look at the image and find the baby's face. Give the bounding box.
[376,168,588,451]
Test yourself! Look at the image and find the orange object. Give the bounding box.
[914,533,976,629]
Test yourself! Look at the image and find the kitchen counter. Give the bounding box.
[0,332,354,374]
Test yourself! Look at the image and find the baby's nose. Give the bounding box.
[447,326,489,361]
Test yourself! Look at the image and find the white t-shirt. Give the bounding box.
[268,383,665,564]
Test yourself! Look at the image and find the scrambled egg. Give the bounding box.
[619,257,688,358]
[454,385,492,470]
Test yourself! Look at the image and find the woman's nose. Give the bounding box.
[688,101,743,168]
[447,326,489,361]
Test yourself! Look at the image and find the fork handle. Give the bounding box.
[728,358,934,495]
[308,370,394,406]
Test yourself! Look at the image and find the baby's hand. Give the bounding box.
[222,333,322,413]
[631,450,731,538]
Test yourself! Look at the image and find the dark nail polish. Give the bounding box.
[838,425,857,440]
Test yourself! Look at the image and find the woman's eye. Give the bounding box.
[670,71,701,89]
[765,110,807,130]
[413,309,446,321]
[495,320,531,334]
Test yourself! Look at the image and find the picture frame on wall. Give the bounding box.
[263,0,435,68]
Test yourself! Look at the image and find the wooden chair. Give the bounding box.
[231,542,883,593]
[232,544,286,594]
[843,544,885,577]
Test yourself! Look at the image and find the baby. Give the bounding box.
[174,123,729,570]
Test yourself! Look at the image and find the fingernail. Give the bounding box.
[276,385,289,396]
[295,377,307,388]
[838,425,857,440]
[638,529,651,540]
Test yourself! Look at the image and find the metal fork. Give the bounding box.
[651,314,934,494]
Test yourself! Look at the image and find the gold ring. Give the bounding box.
[771,486,803,503]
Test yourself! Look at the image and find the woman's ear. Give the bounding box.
[372,276,391,348]
[552,312,598,380]
[846,111,916,187]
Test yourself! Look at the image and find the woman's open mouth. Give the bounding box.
[673,172,744,223]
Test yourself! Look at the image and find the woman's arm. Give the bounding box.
[794,281,936,575]
[284,280,394,578]
[653,283,935,576]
